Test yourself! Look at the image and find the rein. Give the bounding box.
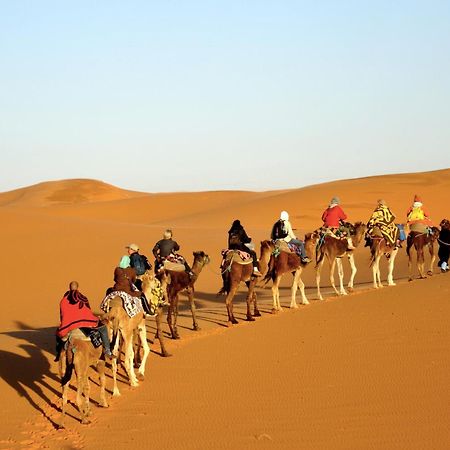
[437,238,450,247]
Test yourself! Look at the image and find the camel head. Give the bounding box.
[193,251,210,268]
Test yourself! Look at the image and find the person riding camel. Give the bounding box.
[406,194,434,233]
[126,243,152,289]
[321,196,355,250]
[152,229,194,277]
[112,255,153,316]
[55,281,115,362]
[227,219,262,276]
[271,211,311,264]
[366,199,398,247]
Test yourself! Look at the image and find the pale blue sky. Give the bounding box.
[1,1,449,193]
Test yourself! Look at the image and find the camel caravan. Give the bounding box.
[55,195,449,425]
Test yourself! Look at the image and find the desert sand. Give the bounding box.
[0,169,449,449]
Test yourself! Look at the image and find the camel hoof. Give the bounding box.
[162,351,172,358]
[290,304,299,309]
[427,271,433,276]
[137,373,145,382]
[99,401,109,408]
[193,325,201,331]
[347,287,354,293]
[172,334,181,340]
[246,316,255,322]
[271,308,278,314]
[81,418,91,425]
[408,278,413,282]
[253,311,261,317]
[112,390,121,397]
[388,282,396,286]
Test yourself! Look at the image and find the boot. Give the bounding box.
[141,294,156,317]
[252,266,263,276]
[97,324,116,359]
[54,336,64,362]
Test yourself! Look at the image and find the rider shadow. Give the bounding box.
[0,321,61,427]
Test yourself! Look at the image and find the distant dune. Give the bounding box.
[0,167,449,449]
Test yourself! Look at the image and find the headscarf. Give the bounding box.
[280,211,289,221]
[65,289,90,309]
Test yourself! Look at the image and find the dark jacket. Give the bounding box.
[153,239,180,258]
[228,221,251,249]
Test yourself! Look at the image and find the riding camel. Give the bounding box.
[161,251,210,340]
[104,290,150,396]
[218,250,261,325]
[368,227,401,289]
[315,222,366,300]
[59,330,108,426]
[262,233,317,312]
[406,225,439,280]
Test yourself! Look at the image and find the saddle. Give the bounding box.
[163,260,186,271]
[409,222,428,234]
[100,290,144,318]
[273,240,294,254]
[220,249,252,269]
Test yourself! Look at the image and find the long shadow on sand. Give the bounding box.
[0,322,60,427]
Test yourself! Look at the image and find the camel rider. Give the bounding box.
[55,281,115,361]
[126,243,152,289]
[113,255,153,316]
[152,229,194,277]
[228,219,262,276]
[321,196,355,250]
[366,199,398,247]
[406,194,434,233]
[271,211,311,264]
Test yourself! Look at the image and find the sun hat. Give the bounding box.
[330,196,340,205]
[126,243,139,252]
[119,255,131,269]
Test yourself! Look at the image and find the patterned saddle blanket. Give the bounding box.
[220,249,252,269]
[100,290,144,318]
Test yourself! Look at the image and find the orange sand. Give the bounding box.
[0,169,449,449]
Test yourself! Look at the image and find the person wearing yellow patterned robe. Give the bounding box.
[366,199,398,246]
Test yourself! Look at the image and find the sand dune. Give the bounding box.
[0,168,449,449]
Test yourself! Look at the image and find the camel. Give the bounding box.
[105,292,150,396]
[262,234,317,312]
[367,226,401,289]
[59,330,108,426]
[406,226,439,280]
[218,250,261,325]
[315,222,366,300]
[162,251,210,339]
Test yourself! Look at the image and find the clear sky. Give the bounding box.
[1,1,449,193]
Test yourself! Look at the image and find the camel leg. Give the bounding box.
[122,332,139,387]
[336,258,347,295]
[136,320,150,381]
[97,360,108,408]
[226,283,239,325]
[316,258,325,300]
[408,246,414,281]
[428,243,436,276]
[347,254,357,292]
[372,255,382,288]
[76,365,91,424]
[291,268,308,307]
[252,290,261,317]
[59,351,69,429]
[166,298,176,339]
[417,247,426,279]
[329,258,340,296]
[271,276,282,312]
[387,249,397,286]
[186,287,201,331]
[111,333,121,397]
[246,284,255,321]
[155,308,171,357]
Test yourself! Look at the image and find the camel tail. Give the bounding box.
[61,347,74,386]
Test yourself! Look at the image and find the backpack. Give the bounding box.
[132,253,151,276]
[271,220,288,240]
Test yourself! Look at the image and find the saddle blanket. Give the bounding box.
[220,249,252,269]
[163,260,186,272]
[100,290,143,318]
